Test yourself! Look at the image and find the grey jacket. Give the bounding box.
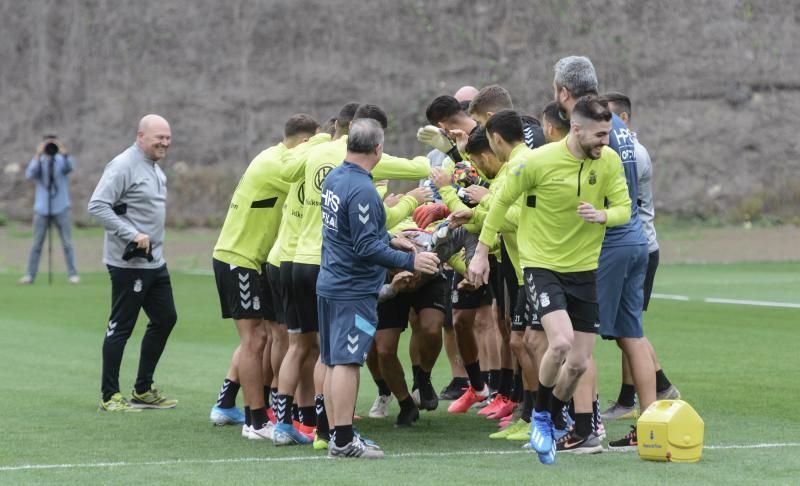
[88,144,167,268]
[634,136,659,253]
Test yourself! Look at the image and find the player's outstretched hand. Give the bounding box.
[390,236,417,252]
[448,209,473,228]
[414,251,440,275]
[407,186,433,204]
[417,125,455,154]
[577,202,607,224]
[463,185,489,204]
[384,193,402,208]
[390,270,419,292]
[429,168,451,189]
[467,244,491,285]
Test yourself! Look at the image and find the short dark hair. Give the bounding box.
[336,102,360,131]
[571,96,612,123]
[347,118,384,154]
[484,109,523,144]
[425,95,463,125]
[284,113,319,139]
[599,91,632,119]
[468,85,513,117]
[464,126,492,156]
[541,101,570,134]
[353,103,388,129]
[321,116,337,136]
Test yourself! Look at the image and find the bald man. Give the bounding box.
[89,114,179,412]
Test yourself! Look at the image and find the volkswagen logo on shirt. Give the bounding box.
[314,164,336,192]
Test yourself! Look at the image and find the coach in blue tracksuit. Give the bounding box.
[316,118,440,458]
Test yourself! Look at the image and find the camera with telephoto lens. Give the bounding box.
[43,141,59,157]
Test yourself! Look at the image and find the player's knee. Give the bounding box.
[548,335,573,360]
[563,359,588,378]
[510,333,525,356]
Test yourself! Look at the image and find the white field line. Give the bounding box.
[651,293,690,301]
[703,297,800,309]
[3,443,800,472]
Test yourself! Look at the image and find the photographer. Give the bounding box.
[19,135,80,285]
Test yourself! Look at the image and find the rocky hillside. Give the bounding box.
[1,0,798,226]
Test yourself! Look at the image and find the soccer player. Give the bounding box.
[210,114,319,438]
[90,114,178,413]
[318,118,440,458]
[468,84,546,149]
[598,91,679,421]
[275,103,431,447]
[469,98,632,464]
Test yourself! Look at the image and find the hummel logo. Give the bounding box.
[241,300,252,310]
[106,321,117,337]
[316,404,324,415]
[358,203,370,224]
[358,203,369,213]
[240,291,251,301]
[347,334,358,345]
[347,333,359,354]
[239,281,250,291]
[238,273,249,282]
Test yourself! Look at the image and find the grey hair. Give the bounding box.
[347,118,384,154]
[554,56,598,97]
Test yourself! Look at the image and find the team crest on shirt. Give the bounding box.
[451,290,459,304]
[588,170,597,185]
[539,292,550,308]
[133,279,143,293]
[253,296,261,311]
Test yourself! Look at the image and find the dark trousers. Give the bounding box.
[101,264,177,400]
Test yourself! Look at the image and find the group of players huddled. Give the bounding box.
[209,55,680,462]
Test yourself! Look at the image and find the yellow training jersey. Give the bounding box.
[480,137,632,273]
[213,143,290,271]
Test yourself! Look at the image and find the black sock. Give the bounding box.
[535,383,553,413]
[655,369,672,392]
[418,369,432,385]
[481,370,490,389]
[550,394,568,430]
[592,398,600,431]
[568,399,576,421]
[216,378,240,409]
[522,390,536,421]
[263,386,271,408]
[299,405,317,427]
[575,413,593,438]
[399,395,416,410]
[489,369,501,392]
[275,394,293,424]
[251,407,268,429]
[465,362,484,390]
[334,425,354,447]
[375,379,391,397]
[497,368,514,397]
[411,365,422,388]
[292,403,299,422]
[270,388,278,411]
[244,406,251,427]
[511,371,523,402]
[617,384,636,407]
[315,394,329,437]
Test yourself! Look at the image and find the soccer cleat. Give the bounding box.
[477,395,499,416]
[267,407,276,424]
[556,430,603,454]
[471,393,494,410]
[293,420,316,440]
[272,423,313,446]
[506,420,533,441]
[657,385,681,400]
[595,420,607,441]
[608,425,638,451]
[98,393,141,412]
[537,437,557,465]
[313,431,329,450]
[600,400,637,420]
[68,275,81,284]
[248,422,274,440]
[395,404,420,427]
[489,418,527,439]
[130,386,177,409]
[328,436,384,459]
[18,275,33,285]
[417,381,439,411]
[241,424,251,438]
[486,395,516,420]
[209,405,245,426]
[498,415,513,429]
[438,378,468,400]
[368,394,393,418]
[529,410,554,454]
[447,385,490,413]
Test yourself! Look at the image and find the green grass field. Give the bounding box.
[1,263,799,484]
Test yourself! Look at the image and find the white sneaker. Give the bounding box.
[18,275,33,285]
[328,436,384,459]
[368,395,393,418]
[248,422,274,440]
[68,275,80,284]
[241,424,251,438]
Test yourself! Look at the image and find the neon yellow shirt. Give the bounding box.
[213,143,290,271]
[293,137,431,265]
[480,138,631,273]
[267,133,331,266]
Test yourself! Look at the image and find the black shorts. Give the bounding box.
[213,258,272,320]
[289,263,320,334]
[377,274,448,330]
[497,241,520,320]
[442,269,454,330]
[643,249,660,311]
[279,261,295,327]
[266,263,284,323]
[524,267,599,334]
[451,272,493,310]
